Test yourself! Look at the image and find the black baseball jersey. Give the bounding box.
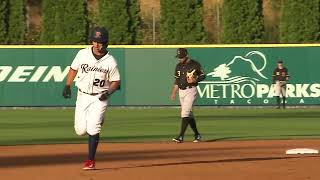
[174,59,205,89]
[272,67,289,82]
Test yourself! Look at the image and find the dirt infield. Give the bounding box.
[1,140,320,180]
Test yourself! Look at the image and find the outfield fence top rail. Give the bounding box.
[1,44,320,48]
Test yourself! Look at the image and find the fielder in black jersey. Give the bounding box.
[170,48,205,143]
[272,60,290,109]
[174,59,205,89]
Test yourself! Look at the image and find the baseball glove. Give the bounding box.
[62,85,71,98]
[98,90,109,101]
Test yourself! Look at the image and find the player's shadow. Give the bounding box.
[206,134,320,142]
[95,155,319,171]
[0,145,219,168]
[0,142,300,168]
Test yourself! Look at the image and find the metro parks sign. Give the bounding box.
[197,51,320,105]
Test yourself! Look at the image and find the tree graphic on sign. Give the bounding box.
[211,64,231,80]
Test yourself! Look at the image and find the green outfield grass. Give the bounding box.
[0,108,320,145]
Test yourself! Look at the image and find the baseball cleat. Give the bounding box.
[193,134,202,143]
[83,160,95,170]
[172,136,183,143]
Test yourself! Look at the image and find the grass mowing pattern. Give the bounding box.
[0,108,320,145]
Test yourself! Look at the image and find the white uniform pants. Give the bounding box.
[274,81,287,97]
[74,90,108,136]
[179,87,197,118]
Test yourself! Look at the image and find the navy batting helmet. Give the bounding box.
[89,27,109,44]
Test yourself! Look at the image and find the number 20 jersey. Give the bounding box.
[70,47,120,94]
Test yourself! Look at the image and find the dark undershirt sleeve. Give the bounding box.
[285,68,290,77]
[195,63,205,82]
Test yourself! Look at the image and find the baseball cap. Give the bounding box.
[176,48,188,58]
[89,27,109,44]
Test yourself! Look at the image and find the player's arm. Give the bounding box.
[108,63,120,94]
[272,69,277,83]
[285,68,290,81]
[99,63,121,101]
[108,81,120,95]
[170,84,179,101]
[196,64,205,82]
[63,51,81,99]
[66,68,78,86]
[98,80,120,101]
[63,68,78,98]
[171,67,179,101]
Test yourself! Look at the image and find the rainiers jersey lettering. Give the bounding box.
[71,47,120,94]
[80,64,109,74]
[174,59,205,89]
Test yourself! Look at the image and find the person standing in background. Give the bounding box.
[272,60,289,109]
[170,48,205,143]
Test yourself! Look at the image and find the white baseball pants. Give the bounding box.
[179,87,197,118]
[74,90,107,136]
[274,81,287,97]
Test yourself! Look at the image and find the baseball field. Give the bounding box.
[1,108,320,180]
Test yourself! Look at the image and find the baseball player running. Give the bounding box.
[272,60,289,109]
[170,48,205,143]
[62,27,120,170]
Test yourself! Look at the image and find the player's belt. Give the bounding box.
[78,89,99,96]
[179,86,195,90]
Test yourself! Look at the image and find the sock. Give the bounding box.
[88,133,99,161]
[188,117,200,136]
[179,117,189,138]
[282,97,286,108]
[276,96,280,107]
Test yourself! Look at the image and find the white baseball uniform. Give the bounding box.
[70,47,120,136]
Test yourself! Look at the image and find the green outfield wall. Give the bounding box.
[0,45,319,106]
